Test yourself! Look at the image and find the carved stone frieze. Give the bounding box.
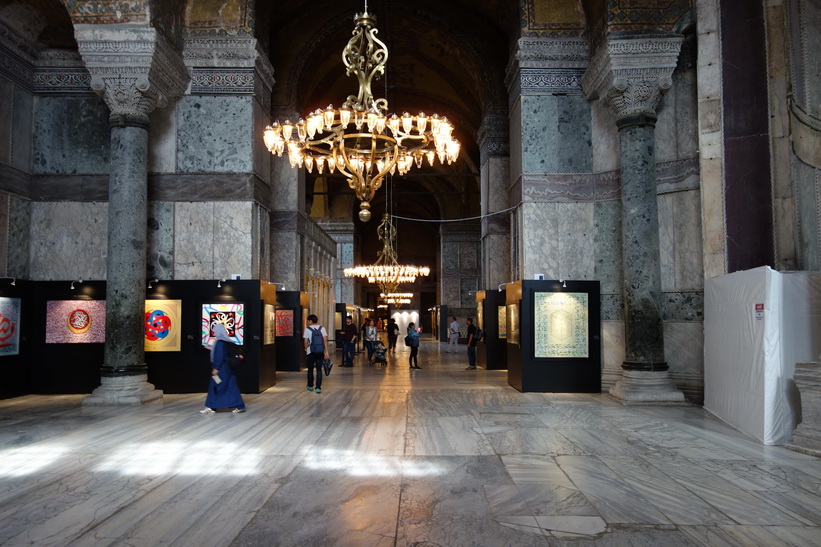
[582,33,683,120]
[506,37,588,101]
[76,28,188,119]
[183,37,274,98]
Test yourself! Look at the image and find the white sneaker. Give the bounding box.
[199,407,215,414]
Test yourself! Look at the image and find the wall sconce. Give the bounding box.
[147,278,158,289]
[217,278,226,288]
[71,278,83,289]
[1,277,14,286]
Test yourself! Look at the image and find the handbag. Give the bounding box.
[322,359,333,376]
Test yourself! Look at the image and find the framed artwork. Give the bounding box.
[144,300,182,352]
[46,300,106,343]
[263,303,276,345]
[507,302,520,345]
[0,297,21,356]
[201,302,245,346]
[534,292,589,358]
[275,309,294,337]
[498,305,507,338]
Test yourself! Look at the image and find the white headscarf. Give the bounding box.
[210,322,234,362]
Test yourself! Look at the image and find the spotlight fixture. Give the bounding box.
[147,278,158,289]
[217,278,226,288]
[560,279,567,288]
[1,277,14,286]
[267,282,286,289]
[71,278,83,290]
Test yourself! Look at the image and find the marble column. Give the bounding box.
[76,29,187,405]
[582,34,686,404]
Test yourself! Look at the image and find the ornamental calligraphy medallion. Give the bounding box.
[67,309,92,334]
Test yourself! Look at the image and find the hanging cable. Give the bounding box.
[392,202,521,223]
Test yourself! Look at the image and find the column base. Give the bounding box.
[609,369,688,406]
[83,374,163,406]
[785,426,821,458]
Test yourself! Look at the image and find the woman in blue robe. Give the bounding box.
[200,323,246,414]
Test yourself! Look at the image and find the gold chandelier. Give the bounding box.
[343,214,429,293]
[262,6,461,222]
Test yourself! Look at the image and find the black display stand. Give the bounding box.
[275,291,310,371]
[434,305,448,342]
[476,289,507,370]
[0,279,278,398]
[507,280,601,393]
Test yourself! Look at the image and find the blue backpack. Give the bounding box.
[308,326,324,353]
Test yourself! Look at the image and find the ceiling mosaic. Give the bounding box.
[520,0,585,37]
[62,0,148,24]
[606,0,691,32]
[184,0,253,37]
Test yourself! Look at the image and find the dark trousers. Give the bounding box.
[409,346,418,367]
[365,340,375,359]
[307,351,323,388]
[343,341,355,365]
[388,335,397,350]
[467,345,477,367]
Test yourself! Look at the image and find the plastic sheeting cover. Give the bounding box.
[704,266,821,445]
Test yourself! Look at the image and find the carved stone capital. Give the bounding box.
[76,27,188,120]
[582,33,683,121]
[478,113,510,162]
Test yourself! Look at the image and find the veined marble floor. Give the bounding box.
[1,341,821,546]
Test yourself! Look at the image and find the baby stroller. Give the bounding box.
[370,341,388,367]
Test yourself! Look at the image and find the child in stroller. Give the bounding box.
[370,340,388,367]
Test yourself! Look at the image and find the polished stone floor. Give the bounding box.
[1,341,821,546]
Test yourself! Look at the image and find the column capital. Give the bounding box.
[76,27,188,121]
[582,33,683,121]
[478,113,510,163]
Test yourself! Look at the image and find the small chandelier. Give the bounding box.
[344,214,429,293]
[263,4,461,222]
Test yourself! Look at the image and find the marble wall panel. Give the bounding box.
[656,69,699,163]
[663,291,704,322]
[32,96,109,175]
[601,320,625,392]
[600,293,622,321]
[460,278,478,308]
[485,156,510,214]
[0,77,11,164]
[664,321,705,402]
[442,276,460,308]
[271,155,302,211]
[593,200,621,295]
[271,231,299,290]
[339,241,354,269]
[590,99,619,173]
[509,100,523,183]
[484,233,510,290]
[174,201,253,280]
[659,190,704,291]
[176,96,252,173]
[148,103,176,174]
[796,160,820,271]
[6,194,29,278]
[253,97,271,184]
[521,95,592,174]
[460,242,477,269]
[11,86,33,173]
[147,201,174,280]
[521,202,595,281]
[442,242,459,269]
[29,201,107,280]
[0,193,7,273]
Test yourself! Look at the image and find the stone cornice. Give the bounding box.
[183,37,274,95]
[506,36,588,88]
[582,33,683,120]
[76,27,188,119]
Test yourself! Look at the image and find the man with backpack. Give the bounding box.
[303,314,329,393]
[465,317,480,370]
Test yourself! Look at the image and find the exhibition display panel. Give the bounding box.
[506,280,601,393]
[476,289,507,370]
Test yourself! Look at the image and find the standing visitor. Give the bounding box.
[342,315,357,367]
[387,318,399,352]
[364,318,378,361]
[407,322,421,369]
[447,316,460,353]
[200,322,246,414]
[465,317,477,370]
[303,314,329,393]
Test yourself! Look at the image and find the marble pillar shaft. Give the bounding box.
[103,118,148,376]
[618,116,666,369]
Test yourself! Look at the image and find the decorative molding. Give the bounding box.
[191,67,254,94]
[77,29,188,119]
[520,68,584,95]
[520,157,699,203]
[184,37,274,99]
[582,33,683,120]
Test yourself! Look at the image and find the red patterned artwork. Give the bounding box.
[46,300,106,343]
[275,309,294,337]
